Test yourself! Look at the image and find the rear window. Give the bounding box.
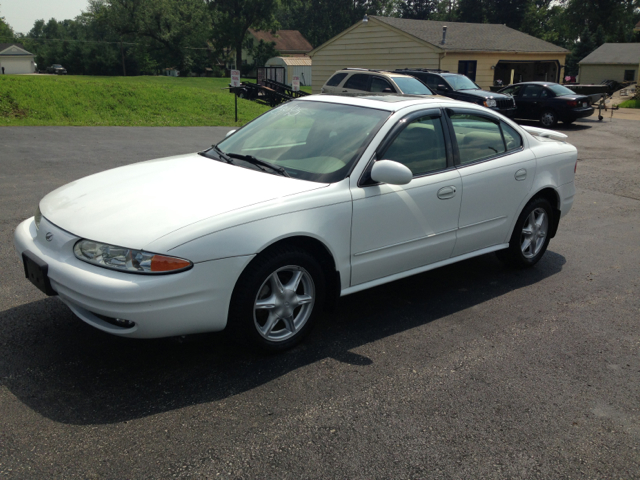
[390,77,432,95]
[325,73,347,87]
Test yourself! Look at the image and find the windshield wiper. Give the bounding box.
[227,153,290,177]
[211,145,234,164]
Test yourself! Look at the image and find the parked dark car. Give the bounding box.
[394,69,517,116]
[498,82,594,127]
[46,64,67,75]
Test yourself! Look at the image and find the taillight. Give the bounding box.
[567,100,578,107]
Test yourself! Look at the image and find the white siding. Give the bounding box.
[579,64,638,84]
[0,56,35,74]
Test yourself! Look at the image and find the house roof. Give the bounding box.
[579,43,640,65]
[266,56,312,66]
[371,16,569,53]
[0,43,33,56]
[249,30,313,53]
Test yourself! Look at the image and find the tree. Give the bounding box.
[400,0,438,19]
[208,0,278,70]
[0,6,15,42]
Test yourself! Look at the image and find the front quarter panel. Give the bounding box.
[157,180,354,290]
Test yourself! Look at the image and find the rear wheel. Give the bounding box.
[540,110,558,128]
[227,246,325,352]
[497,197,553,268]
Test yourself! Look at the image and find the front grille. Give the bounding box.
[496,98,515,110]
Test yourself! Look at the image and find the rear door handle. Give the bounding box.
[437,186,457,200]
[515,169,527,181]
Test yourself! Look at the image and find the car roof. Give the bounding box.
[336,69,415,79]
[299,94,473,112]
[512,81,559,86]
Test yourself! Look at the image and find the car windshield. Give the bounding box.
[546,84,577,96]
[444,75,479,91]
[390,77,432,95]
[211,101,390,183]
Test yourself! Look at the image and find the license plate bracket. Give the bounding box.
[22,251,57,296]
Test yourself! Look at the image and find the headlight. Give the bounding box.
[484,98,497,108]
[74,239,192,274]
[35,205,42,230]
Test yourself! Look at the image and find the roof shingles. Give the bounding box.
[578,43,640,65]
[248,30,312,53]
[372,16,568,53]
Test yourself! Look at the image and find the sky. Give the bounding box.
[2,0,89,35]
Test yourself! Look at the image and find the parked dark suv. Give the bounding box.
[395,69,516,116]
[46,64,67,75]
[498,82,594,127]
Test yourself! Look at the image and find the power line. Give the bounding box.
[0,35,212,50]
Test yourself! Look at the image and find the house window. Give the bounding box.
[624,70,635,82]
[458,60,477,81]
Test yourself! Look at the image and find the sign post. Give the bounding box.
[292,75,300,92]
[230,69,241,122]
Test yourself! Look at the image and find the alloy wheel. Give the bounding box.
[253,266,315,342]
[520,207,548,258]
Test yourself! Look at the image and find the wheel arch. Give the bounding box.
[248,235,341,311]
[528,187,561,238]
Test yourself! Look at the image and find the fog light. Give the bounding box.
[92,312,136,329]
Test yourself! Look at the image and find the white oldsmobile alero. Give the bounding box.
[14,95,577,351]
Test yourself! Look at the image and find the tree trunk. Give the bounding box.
[235,42,243,71]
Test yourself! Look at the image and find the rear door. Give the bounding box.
[446,109,536,256]
[341,74,371,93]
[517,84,544,120]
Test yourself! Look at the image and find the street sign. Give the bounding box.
[230,70,241,87]
[292,76,300,92]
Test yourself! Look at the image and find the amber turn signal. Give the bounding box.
[150,255,192,272]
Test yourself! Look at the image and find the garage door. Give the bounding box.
[0,57,34,74]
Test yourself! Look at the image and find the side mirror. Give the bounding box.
[371,160,412,185]
[225,129,237,138]
[437,84,448,91]
[382,87,394,93]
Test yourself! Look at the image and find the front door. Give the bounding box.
[350,110,462,286]
[516,84,544,120]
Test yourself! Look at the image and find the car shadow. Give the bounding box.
[516,120,594,132]
[0,251,566,425]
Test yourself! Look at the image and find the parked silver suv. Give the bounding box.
[321,68,433,96]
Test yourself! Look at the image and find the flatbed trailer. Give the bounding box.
[229,77,309,107]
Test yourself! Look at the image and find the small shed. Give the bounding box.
[578,43,640,84]
[0,44,36,74]
[264,56,312,86]
[309,16,569,93]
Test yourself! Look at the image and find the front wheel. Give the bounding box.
[227,246,325,352]
[497,198,553,268]
[540,110,558,128]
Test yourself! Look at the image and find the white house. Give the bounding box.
[0,43,36,74]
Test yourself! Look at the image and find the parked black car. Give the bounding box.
[498,82,594,127]
[394,69,517,116]
[46,64,67,75]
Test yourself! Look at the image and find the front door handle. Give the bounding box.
[515,168,527,181]
[437,186,457,200]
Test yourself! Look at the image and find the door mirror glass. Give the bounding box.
[225,129,237,138]
[371,160,413,185]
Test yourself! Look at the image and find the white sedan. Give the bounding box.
[14,95,577,351]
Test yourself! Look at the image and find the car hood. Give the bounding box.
[40,153,326,249]
[457,89,510,100]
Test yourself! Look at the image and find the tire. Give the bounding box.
[497,197,553,268]
[227,245,325,352]
[540,110,558,128]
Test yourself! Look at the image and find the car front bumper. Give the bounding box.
[14,217,254,338]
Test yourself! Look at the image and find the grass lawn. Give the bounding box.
[618,98,640,108]
[0,75,273,126]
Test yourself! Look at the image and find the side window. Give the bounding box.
[344,74,369,91]
[423,74,441,90]
[381,115,447,177]
[370,76,395,93]
[500,122,523,151]
[521,85,543,99]
[502,85,522,97]
[450,114,506,165]
[540,88,552,99]
[325,72,347,87]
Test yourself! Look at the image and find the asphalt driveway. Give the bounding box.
[1,119,639,478]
